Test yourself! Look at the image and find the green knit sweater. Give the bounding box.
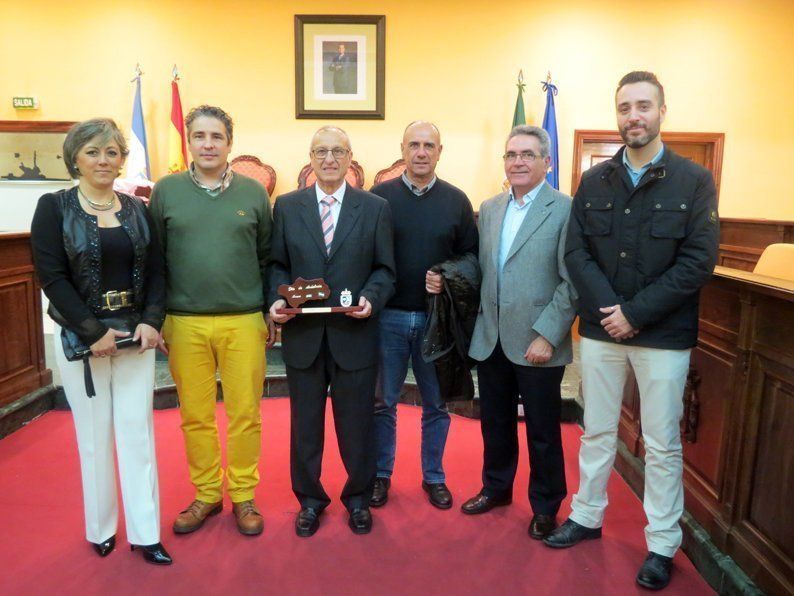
[149,171,272,315]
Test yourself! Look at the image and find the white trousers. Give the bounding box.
[570,337,690,558]
[54,325,160,545]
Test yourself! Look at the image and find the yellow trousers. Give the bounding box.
[163,312,267,503]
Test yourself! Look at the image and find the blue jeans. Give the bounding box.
[374,308,450,484]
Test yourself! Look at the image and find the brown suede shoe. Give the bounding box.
[172,499,223,534]
[232,500,264,536]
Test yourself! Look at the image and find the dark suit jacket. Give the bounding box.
[269,184,396,371]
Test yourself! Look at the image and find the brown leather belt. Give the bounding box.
[101,290,134,311]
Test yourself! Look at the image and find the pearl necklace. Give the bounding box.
[78,186,116,211]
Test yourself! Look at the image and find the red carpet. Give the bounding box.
[0,401,712,595]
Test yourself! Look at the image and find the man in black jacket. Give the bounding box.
[269,126,395,537]
[543,72,719,591]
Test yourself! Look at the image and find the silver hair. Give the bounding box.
[507,125,551,158]
[63,118,128,179]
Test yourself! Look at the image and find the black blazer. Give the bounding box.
[269,185,396,371]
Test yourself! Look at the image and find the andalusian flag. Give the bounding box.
[512,70,526,127]
[127,67,151,180]
[168,66,188,174]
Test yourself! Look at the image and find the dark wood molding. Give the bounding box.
[0,120,76,133]
[571,130,725,198]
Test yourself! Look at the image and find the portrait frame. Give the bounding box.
[294,15,385,120]
[1,120,75,183]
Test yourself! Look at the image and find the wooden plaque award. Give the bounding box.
[276,277,364,314]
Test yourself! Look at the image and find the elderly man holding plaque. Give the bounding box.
[269,126,395,537]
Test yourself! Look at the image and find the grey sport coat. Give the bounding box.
[469,182,576,367]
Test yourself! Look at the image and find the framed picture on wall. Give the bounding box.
[294,14,385,119]
[0,121,74,182]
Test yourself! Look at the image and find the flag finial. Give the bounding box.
[172,64,180,81]
[131,63,143,83]
[546,70,552,84]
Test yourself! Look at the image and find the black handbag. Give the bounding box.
[61,312,141,397]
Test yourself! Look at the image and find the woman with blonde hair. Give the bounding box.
[31,118,171,565]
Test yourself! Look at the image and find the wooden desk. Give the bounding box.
[0,232,52,407]
[617,266,793,595]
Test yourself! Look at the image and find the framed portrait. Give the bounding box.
[1,121,74,182]
[295,15,385,119]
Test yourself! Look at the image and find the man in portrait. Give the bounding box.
[328,43,356,94]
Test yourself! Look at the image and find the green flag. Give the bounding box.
[512,70,526,128]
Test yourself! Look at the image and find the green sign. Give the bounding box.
[13,97,39,109]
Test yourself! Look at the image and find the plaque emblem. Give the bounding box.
[340,289,353,308]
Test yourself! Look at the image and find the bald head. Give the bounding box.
[401,121,442,185]
[311,125,351,151]
[402,121,441,145]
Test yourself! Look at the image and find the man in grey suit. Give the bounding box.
[462,125,576,541]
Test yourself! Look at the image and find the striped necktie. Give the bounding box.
[320,196,336,254]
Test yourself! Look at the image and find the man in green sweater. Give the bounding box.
[149,105,272,537]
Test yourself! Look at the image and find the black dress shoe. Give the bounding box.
[636,552,673,590]
[130,542,173,565]
[528,514,557,540]
[91,535,116,557]
[348,508,372,535]
[542,518,602,548]
[295,507,322,537]
[370,478,390,508]
[460,492,511,515]
[422,482,453,509]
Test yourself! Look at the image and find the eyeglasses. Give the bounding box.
[311,147,349,159]
[503,151,541,163]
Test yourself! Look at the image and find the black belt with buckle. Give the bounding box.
[101,289,135,311]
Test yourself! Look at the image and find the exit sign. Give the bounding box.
[13,97,39,109]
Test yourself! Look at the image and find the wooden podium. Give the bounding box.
[0,232,52,408]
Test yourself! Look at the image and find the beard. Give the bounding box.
[620,121,660,148]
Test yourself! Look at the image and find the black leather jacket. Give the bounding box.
[31,187,165,344]
[422,253,481,401]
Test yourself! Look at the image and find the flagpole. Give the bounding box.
[540,72,559,189]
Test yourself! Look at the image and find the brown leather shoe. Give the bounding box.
[528,514,557,540]
[232,500,264,536]
[172,499,223,534]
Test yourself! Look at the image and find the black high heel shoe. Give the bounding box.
[130,542,173,565]
[91,535,116,557]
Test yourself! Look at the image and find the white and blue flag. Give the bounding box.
[127,73,150,180]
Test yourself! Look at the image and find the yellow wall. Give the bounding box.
[3,0,793,219]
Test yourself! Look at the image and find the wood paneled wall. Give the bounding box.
[718,218,794,271]
[618,268,794,595]
[0,233,51,407]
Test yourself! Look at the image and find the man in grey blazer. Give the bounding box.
[462,125,576,541]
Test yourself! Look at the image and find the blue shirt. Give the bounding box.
[498,180,546,286]
[622,144,664,187]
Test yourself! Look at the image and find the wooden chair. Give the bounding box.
[372,159,406,187]
[297,160,365,190]
[753,243,794,281]
[230,155,277,196]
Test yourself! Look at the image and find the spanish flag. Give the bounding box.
[168,68,187,174]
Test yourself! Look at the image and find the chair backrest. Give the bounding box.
[297,160,365,190]
[372,159,406,188]
[230,155,277,196]
[753,243,794,281]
